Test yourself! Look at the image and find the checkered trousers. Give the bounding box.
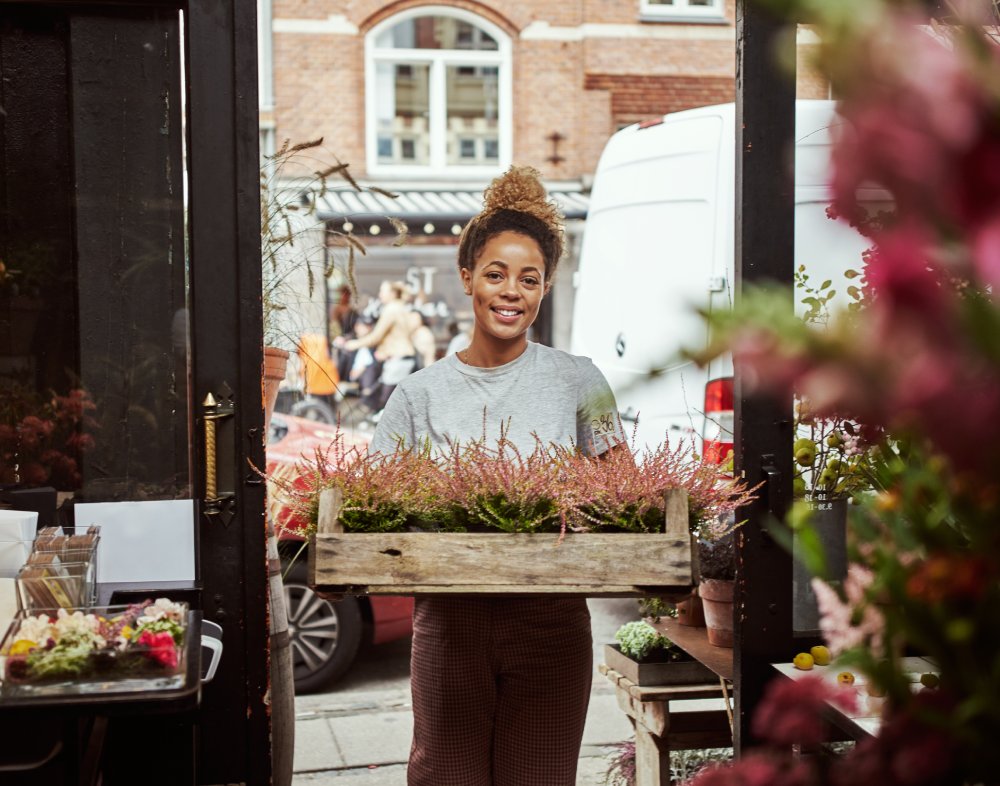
[407,597,593,786]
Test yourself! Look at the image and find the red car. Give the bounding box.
[267,411,414,693]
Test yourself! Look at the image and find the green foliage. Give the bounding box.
[614,621,673,662]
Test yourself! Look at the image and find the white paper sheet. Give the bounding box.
[0,509,38,577]
[75,500,196,584]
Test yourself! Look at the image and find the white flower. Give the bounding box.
[53,609,106,648]
[136,598,185,627]
[14,614,55,645]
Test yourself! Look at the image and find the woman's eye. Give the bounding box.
[486,272,503,281]
[522,277,539,286]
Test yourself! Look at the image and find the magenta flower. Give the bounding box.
[751,675,857,749]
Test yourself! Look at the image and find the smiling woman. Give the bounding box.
[366,165,627,786]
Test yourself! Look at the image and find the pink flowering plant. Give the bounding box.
[688,2,1000,783]
[0,385,98,490]
[268,425,755,538]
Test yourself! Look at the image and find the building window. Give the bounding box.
[366,8,512,176]
[640,0,725,21]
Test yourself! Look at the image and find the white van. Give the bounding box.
[570,100,875,457]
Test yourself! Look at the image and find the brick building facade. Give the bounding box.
[260,0,828,350]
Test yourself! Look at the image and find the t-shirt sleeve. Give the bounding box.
[576,358,626,456]
[369,386,416,455]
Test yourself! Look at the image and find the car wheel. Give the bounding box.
[290,397,337,424]
[283,559,362,693]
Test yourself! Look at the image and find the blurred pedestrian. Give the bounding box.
[329,285,358,382]
[335,280,416,414]
[408,310,437,369]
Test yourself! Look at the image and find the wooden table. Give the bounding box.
[600,662,733,786]
[648,616,734,681]
[770,656,939,740]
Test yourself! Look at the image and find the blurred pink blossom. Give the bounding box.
[831,18,1000,290]
[685,752,812,786]
[812,565,885,657]
[752,675,858,748]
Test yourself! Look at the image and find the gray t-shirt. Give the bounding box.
[370,342,624,457]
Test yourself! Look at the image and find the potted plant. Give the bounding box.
[697,529,735,648]
[604,620,715,686]
[790,402,880,631]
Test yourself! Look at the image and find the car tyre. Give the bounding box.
[290,397,337,424]
[284,559,362,693]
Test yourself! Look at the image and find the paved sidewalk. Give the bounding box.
[292,680,630,785]
[292,599,639,785]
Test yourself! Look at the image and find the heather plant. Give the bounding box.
[604,740,636,786]
[268,432,450,537]
[268,423,756,538]
[435,426,562,533]
[554,430,759,536]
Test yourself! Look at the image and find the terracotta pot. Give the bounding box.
[699,578,734,648]
[263,346,290,431]
[675,590,706,627]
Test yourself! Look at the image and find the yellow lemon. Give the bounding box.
[920,673,940,689]
[837,671,855,686]
[793,652,814,670]
[810,645,831,666]
[9,639,36,656]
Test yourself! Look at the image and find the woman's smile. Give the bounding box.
[459,230,548,366]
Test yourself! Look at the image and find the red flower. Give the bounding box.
[905,553,994,606]
[687,752,813,786]
[752,675,857,749]
[136,630,179,670]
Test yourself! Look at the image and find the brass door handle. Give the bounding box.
[203,390,235,522]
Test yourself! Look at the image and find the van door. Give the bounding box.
[572,112,724,450]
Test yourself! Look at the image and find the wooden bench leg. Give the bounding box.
[634,721,671,786]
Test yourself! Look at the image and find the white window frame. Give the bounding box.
[365,6,512,179]
[639,0,726,22]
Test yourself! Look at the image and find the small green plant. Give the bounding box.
[637,597,676,623]
[614,621,673,662]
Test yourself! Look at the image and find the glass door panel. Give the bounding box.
[1,7,190,505]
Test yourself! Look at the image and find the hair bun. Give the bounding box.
[481,165,563,230]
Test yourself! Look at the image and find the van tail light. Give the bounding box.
[702,377,734,465]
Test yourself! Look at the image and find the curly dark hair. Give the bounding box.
[457,166,565,279]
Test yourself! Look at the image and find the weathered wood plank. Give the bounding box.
[311,584,690,597]
[317,488,344,535]
[311,479,695,595]
[312,532,692,588]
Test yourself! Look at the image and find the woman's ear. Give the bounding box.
[459,265,472,296]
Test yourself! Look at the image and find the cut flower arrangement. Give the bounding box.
[1,598,187,690]
[268,424,757,540]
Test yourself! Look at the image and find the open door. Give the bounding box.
[0,2,270,783]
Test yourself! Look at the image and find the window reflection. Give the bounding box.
[446,65,499,166]
[0,7,191,502]
[376,62,431,165]
[375,16,498,51]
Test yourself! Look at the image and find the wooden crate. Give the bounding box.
[603,643,717,686]
[309,487,694,597]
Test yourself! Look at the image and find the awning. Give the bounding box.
[316,186,589,238]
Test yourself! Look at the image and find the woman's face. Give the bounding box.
[460,230,548,348]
